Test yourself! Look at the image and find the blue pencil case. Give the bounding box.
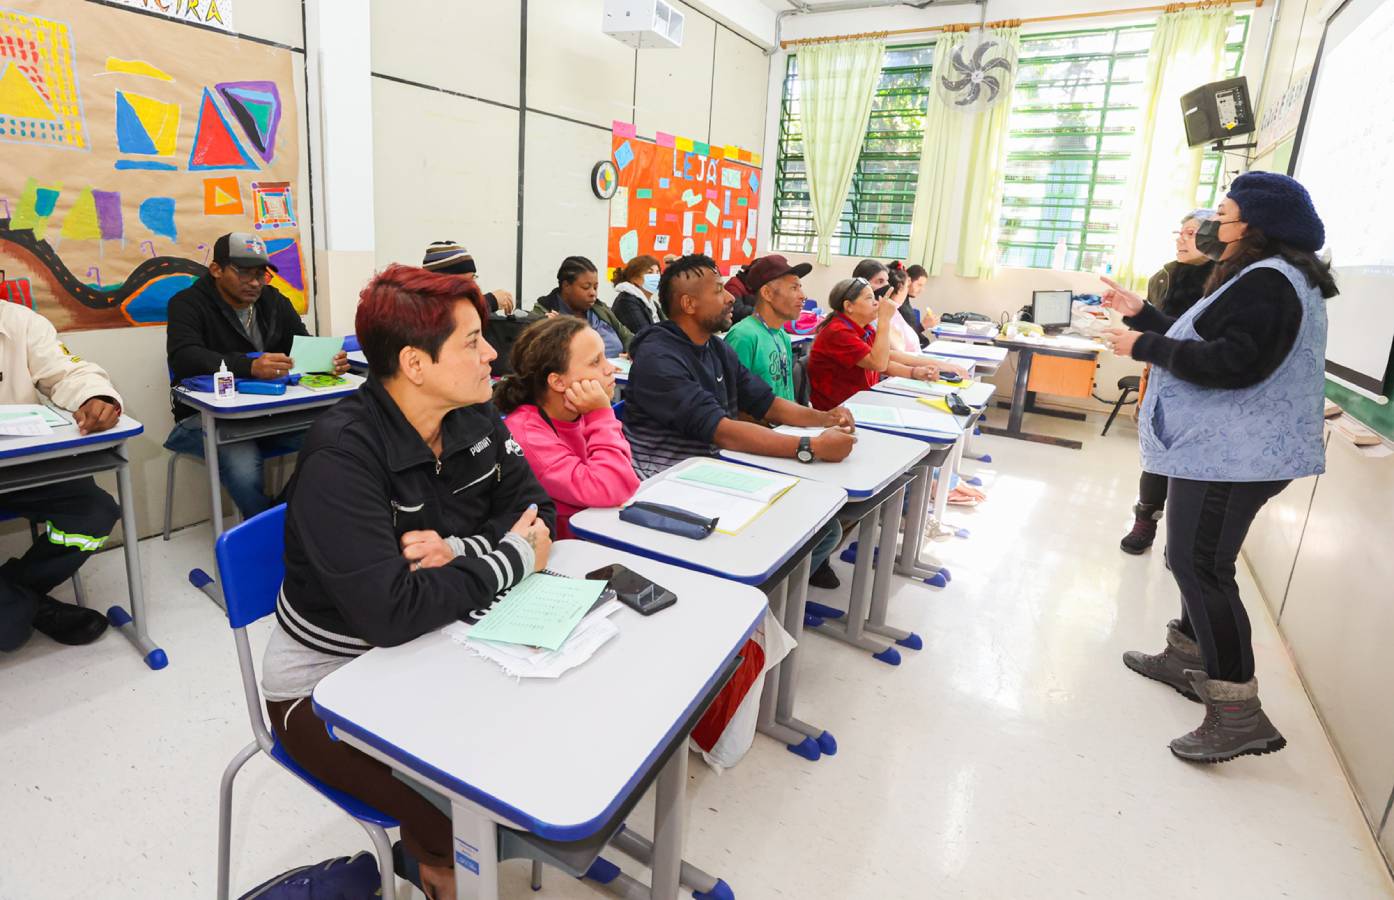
[619,501,717,540]
[180,374,298,395]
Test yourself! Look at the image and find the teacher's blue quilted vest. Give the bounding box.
[1139,256,1327,482]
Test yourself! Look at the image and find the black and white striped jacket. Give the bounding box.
[277,376,555,657]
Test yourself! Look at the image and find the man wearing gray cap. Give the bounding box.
[165,232,349,518]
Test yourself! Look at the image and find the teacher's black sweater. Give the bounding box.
[1130,265,1304,391]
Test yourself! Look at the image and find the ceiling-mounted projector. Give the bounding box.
[604,0,685,49]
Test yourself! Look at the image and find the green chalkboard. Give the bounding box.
[1325,349,1394,441]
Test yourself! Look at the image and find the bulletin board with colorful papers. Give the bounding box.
[606,120,763,277]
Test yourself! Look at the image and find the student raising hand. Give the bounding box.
[510,503,552,571]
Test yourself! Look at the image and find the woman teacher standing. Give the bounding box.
[1102,172,1335,764]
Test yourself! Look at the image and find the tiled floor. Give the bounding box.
[1,416,1391,899]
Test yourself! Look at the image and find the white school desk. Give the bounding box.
[346,349,368,371]
[173,374,365,543]
[313,541,763,900]
[719,426,930,664]
[843,390,972,587]
[570,457,846,762]
[0,415,165,669]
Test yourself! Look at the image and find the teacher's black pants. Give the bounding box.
[0,477,120,651]
[1166,477,1290,684]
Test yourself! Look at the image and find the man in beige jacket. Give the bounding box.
[0,300,123,652]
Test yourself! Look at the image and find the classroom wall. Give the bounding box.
[752,0,1276,416]
[366,0,772,309]
[1241,0,1394,874]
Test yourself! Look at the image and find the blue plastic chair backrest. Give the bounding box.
[612,399,625,422]
[216,504,287,629]
[342,334,361,352]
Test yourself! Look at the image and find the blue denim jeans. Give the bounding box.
[809,519,843,572]
[164,417,305,518]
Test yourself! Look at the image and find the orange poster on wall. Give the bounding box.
[606,121,762,277]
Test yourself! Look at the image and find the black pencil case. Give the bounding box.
[619,501,718,540]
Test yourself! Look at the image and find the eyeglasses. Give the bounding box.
[839,277,869,304]
[227,264,272,283]
[1173,229,1198,239]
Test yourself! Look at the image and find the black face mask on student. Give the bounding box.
[1194,218,1231,261]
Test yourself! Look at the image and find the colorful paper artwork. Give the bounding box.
[250,180,295,229]
[115,90,180,156]
[614,140,635,171]
[138,196,177,241]
[188,86,256,170]
[0,10,88,149]
[103,57,173,80]
[216,80,280,163]
[265,236,307,313]
[203,176,243,215]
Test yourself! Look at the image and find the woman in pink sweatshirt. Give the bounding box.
[495,317,640,538]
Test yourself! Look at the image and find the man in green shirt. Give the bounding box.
[726,255,812,402]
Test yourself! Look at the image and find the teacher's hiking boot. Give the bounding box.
[1170,671,1287,763]
[1120,502,1162,554]
[32,594,108,646]
[1123,619,1202,701]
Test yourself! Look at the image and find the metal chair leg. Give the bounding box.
[163,453,179,540]
[362,822,398,900]
[1101,389,1133,436]
[71,571,86,608]
[218,741,260,900]
[531,859,543,891]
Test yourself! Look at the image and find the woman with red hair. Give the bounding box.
[261,264,556,898]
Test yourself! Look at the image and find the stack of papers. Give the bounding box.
[845,402,960,436]
[463,573,606,651]
[879,376,957,397]
[444,594,624,680]
[637,461,798,535]
[609,357,632,374]
[0,404,69,437]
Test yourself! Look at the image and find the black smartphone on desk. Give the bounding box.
[586,564,677,616]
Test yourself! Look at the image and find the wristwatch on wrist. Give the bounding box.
[797,435,815,464]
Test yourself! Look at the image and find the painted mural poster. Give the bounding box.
[0,0,303,331]
[606,120,762,278]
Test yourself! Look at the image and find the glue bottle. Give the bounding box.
[214,359,236,399]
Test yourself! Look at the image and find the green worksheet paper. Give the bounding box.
[675,462,779,494]
[290,335,344,375]
[467,574,607,651]
[844,403,902,426]
[0,404,68,427]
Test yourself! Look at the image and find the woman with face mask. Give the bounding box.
[611,254,665,335]
[1101,172,1337,765]
[1113,209,1218,555]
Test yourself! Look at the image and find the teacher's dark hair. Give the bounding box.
[1204,227,1339,299]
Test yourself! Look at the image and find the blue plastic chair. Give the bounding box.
[612,399,625,421]
[190,505,399,900]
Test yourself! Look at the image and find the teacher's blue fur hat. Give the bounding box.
[1226,172,1325,252]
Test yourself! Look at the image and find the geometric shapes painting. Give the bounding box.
[60,187,103,240]
[266,237,307,313]
[103,57,173,81]
[188,86,256,170]
[216,80,281,163]
[10,177,62,239]
[138,196,177,241]
[92,189,123,240]
[115,90,180,156]
[250,180,295,230]
[0,9,87,149]
[202,176,243,215]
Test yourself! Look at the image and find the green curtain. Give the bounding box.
[798,38,885,265]
[907,27,1021,278]
[1114,8,1232,288]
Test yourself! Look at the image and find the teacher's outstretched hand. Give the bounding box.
[1099,275,1144,317]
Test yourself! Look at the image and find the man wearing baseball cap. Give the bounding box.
[725,255,812,404]
[165,232,349,519]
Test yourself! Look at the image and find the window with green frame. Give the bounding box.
[771,45,935,260]
[997,16,1250,271]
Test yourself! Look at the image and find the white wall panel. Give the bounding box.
[527,0,635,127]
[634,1,717,141]
[370,0,521,108]
[521,113,611,308]
[709,25,769,152]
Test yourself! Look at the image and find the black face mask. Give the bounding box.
[1194,218,1230,261]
